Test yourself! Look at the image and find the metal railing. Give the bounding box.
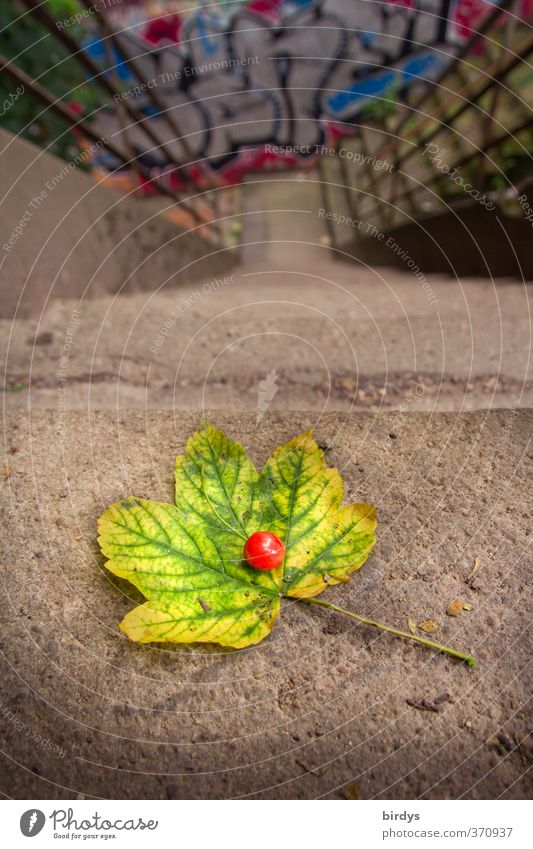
[320,0,533,248]
[1,0,224,243]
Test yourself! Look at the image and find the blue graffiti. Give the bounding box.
[327,70,397,115]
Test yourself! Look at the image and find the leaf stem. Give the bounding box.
[296,596,477,666]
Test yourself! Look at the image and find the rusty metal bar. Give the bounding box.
[369,0,517,172]
[474,9,518,188]
[100,12,139,183]
[79,0,196,160]
[389,0,516,145]
[20,0,194,186]
[378,114,533,217]
[0,52,127,164]
[79,0,224,234]
[329,1,524,231]
[392,34,533,173]
[371,41,533,223]
[0,52,217,235]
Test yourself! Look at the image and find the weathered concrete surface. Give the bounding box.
[0,129,236,320]
[0,410,531,800]
[3,261,532,412]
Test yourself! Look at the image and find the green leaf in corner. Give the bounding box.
[98,421,376,649]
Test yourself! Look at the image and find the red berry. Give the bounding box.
[243,531,285,571]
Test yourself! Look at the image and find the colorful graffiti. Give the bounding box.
[91,0,513,188]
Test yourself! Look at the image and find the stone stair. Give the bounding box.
[3,169,532,414]
[1,136,532,802]
[3,253,532,413]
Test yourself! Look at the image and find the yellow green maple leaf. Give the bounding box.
[98,422,476,665]
[98,422,374,648]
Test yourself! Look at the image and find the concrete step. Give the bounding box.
[3,260,532,412]
[0,128,234,321]
[1,409,530,799]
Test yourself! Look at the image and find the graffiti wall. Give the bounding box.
[91,0,510,187]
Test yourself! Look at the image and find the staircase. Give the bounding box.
[3,167,532,414]
[1,131,532,803]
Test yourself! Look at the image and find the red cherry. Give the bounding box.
[243,531,285,571]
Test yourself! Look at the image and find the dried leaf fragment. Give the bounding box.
[340,781,360,800]
[407,617,416,635]
[447,599,464,617]
[406,697,439,713]
[418,619,439,634]
[467,556,481,585]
